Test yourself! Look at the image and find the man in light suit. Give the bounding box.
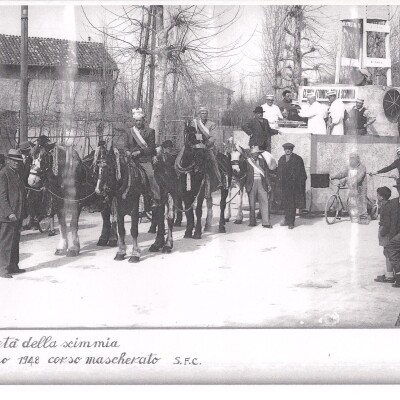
[0,149,27,278]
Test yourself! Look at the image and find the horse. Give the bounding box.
[93,143,176,262]
[27,141,99,257]
[224,146,248,224]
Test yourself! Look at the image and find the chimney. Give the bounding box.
[88,36,91,42]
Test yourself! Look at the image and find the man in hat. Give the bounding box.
[245,145,273,228]
[298,94,327,135]
[346,98,376,136]
[326,90,345,135]
[17,140,34,181]
[0,149,27,278]
[277,143,307,229]
[370,147,400,186]
[241,106,281,153]
[261,95,283,129]
[192,106,222,189]
[380,182,400,287]
[124,108,160,207]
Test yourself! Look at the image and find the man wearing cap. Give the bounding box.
[277,143,307,229]
[261,95,283,129]
[245,145,273,228]
[241,106,281,153]
[326,90,345,135]
[370,148,400,186]
[124,108,160,206]
[0,149,27,278]
[346,98,376,136]
[192,106,222,189]
[298,94,327,135]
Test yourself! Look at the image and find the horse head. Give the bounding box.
[92,142,119,196]
[27,143,54,188]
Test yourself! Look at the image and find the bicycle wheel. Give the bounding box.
[325,194,341,224]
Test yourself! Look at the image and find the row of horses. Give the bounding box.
[25,125,277,263]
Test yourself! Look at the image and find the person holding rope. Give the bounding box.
[124,108,160,208]
[0,149,27,278]
[370,147,400,186]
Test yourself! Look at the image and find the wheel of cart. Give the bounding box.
[325,179,348,225]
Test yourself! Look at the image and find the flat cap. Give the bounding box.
[282,143,295,149]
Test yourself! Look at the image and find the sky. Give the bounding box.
[0,4,361,99]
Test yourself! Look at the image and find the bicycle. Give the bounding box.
[325,179,349,224]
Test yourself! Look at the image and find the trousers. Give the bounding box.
[248,178,270,225]
[140,162,161,200]
[0,221,21,273]
[282,189,296,225]
[385,233,400,276]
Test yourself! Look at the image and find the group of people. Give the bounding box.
[259,89,376,136]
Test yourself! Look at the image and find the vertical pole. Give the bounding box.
[20,5,29,143]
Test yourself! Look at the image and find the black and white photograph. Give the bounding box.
[1,0,400,385]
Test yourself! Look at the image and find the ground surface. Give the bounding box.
[1,197,399,329]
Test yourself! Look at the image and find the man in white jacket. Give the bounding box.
[327,90,345,135]
[261,94,283,129]
[298,94,326,135]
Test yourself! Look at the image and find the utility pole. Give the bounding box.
[20,5,29,143]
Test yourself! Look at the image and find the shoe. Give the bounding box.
[392,275,400,287]
[392,282,400,288]
[248,222,256,227]
[280,222,288,226]
[375,275,395,283]
[288,225,294,229]
[10,268,26,274]
[262,225,273,229]
[0,273,13,279]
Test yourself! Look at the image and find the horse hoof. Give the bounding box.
[54,249,66,256]
[174,221,182,227]
[162,246,172,254]
[48,230,57,237]
[66,249,79,257]
[108,240,118,247]
[224,218,230,222]
[148,227,157,234]
[234,220,242,225]
[128,256,140,263]
[184,232,193,239]
[149,243,163,252]
[219,226,226,233]
[193,232,202,240]
[114,253,126,261]
[97,239,108,246]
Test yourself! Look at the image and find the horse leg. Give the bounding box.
[174,195,183,227]
[184,192,194,238]
[204,196,213,232]
[234,185,244,224]
[66,204,81,257]
[163,194,174,253]
[55,207,68,256]
[225,187,232,222]
[193,194,204,239]
[98,207,111,246]
[149,204,165,252]
[48,215,57,236]
[114,207,126,261]
[148,209,157,234]
[219,188,228,233]
[108,204,118,247]
[129,195,141,263]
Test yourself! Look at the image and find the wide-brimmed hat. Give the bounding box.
[5,148,23,161]
[19,140,33,151]
[283,143,295,150]
[253,106,264,114]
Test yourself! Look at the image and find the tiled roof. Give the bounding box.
[0,34,118,71]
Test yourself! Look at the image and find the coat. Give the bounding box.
[241,117,279,153]
[328,99,345,135]
[0,165,26,222]
[124,124,156,163]
[245,155,272,193]
[298,101,327,135]
[277,153,307,209]
[387,198,400,240]
[378,200,391,246]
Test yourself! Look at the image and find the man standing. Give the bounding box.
[298,94,327,134]
[241,106,281,153]
[0,149,27,278]
[277,143,307,229]
[277,89,298,121]
[192,106,222,189]
[346,98,376,136]
[245,145,272,228]
[326,90,345,135]
[261,94,283,129]
[124,108,160,207]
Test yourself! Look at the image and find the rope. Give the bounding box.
[25,186,96,203]
[174,177,206,213]
[370,173,397,179]
[211,173,247,206]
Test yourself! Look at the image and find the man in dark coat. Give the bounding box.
[277,143,307,229]
[245,146,272,228]
[382,184,400,287]
[241,106,281,153]
[0,149,27,278]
